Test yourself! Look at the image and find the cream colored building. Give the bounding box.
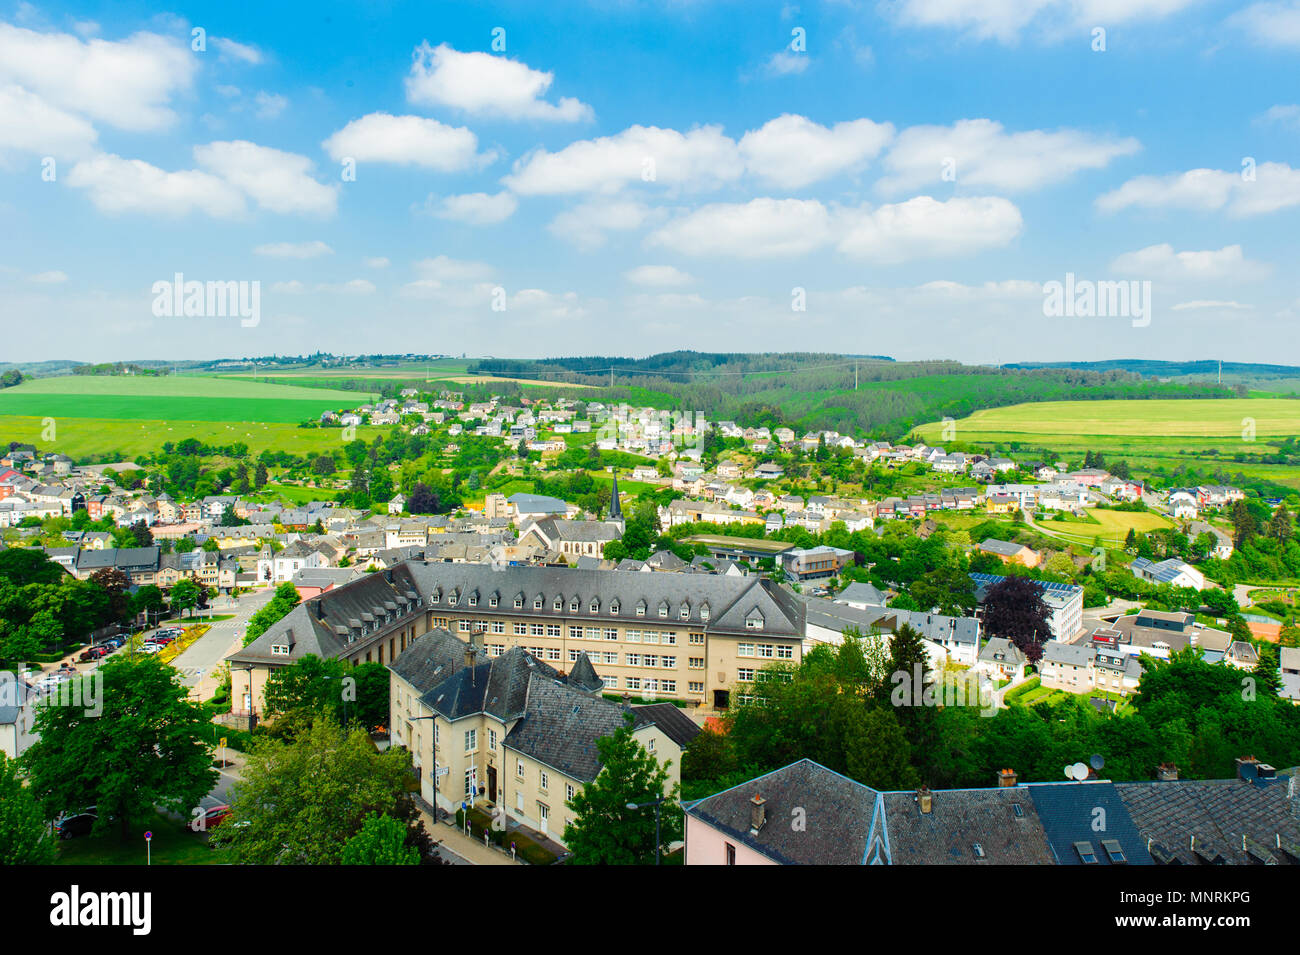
[389,630,680,845]
[230,562,805,718]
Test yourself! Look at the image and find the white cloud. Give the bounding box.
[739,114,894,189]
[1230,2,1300,48]
[837,195,1023,263]
[0,22,195,130]
[322,112,492,171]
[1259,103,1300,128]
[1170,300,1254,311]
[253,91,287,119]
[270,280,306,294]
[1096,162,1300,217]
[254,240,333,259]
[1110,243,1271,281]
[211,37,263,64]
[429,191,518,225]
[414,255,494,281]
[504,124,743,195]
[765,51,809,75]
[315,279,375,294]
[878,118,1139,193]
[549,200,653,249]
[885,0,1200,44]
[66,153,247,218]
[194,140,338,217]
[0,83,98,158]
[364,257,390,269]
[624,265,694,287]
[29,270,68,283]
[405,42,592,121]
[646,198,833,259]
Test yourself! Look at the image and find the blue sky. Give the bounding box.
[1,0,1299,364]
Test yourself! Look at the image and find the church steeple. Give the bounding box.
[608,468,623,524]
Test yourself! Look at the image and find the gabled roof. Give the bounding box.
[503,680,650,783]
[883,787,1055,865]
[631,702,702,749]
[686,759,881,865]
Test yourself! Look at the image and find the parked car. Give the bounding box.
[138,644,163,655]
[54,811,97,839]
[197,804,232,830]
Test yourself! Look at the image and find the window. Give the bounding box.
[1073,841,1100,865]
[777,646,793,660]
[759,645,774,659]
[458,620,472,632]
[602,628,617,641]
[540,771,549,790]
[464,729,477,752]
[530,624,544,636]
[488,729,497,750]
[514,596,523,609]
[464,767,477,797]
[566,784,575,801]
[533,597,543,610]
[538,802,549,825]
[569,599,579,612]
[492,621,505,634]
[602,651,618,665]
[610,601,619,614]
[1101,839,1127,864]
[972,843,986,859]
[590,600,599,613]
[661,680,676,693]
[554,598,563,612]
[647,738,656,752]
[604,628,618,641]
[689,682,704,693]
[642,631,659,644]
[626,653,641,666]
[662,656,676,668]
[489,596,498,608]
[738,668,755,681]
[569,649,581,662]
[569,626,582,639]
[513,623,527,635]
[679,604,690,619]
[738,644,755,657]
[468,595,477,607]
[726,842,736,865]
[271,644,289,656]
[658,604,668,618]
[689,657,705,669]
[546,624,560,637]
[516,760,525,778]
[746,616,764,630]
[626,677,641,691]
[636,602,646,617]
[700,606,710,622]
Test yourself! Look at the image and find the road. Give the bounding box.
[172,588,274,700]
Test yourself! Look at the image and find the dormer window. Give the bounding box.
[554,597,563,612]
[589,599,599,613]
[515,594,524,609]
[271,644,290,657]
[700,603,710,622]
[746,611,765,630]
[679,602,690,620]
[468,594,477,607]
[636,600,646,618]
[533,596,543,610]
[610,601,620,615]
[489,595,498,608]
[570,598,580,613]
[448,591,458,607]
[658,601,669,618]
[431,590,441,604]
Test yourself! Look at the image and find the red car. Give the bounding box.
[196,804,232,831]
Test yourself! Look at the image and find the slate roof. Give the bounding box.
[884,787,1056,865]
[686,759,881,865]
[503,680,649,783]
[566,651,604,692]
[836,581,888,608]
[1116,771,1300,865]
[631,702,702,749]
[1028,781,1153,865]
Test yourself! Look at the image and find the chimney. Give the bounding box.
[470,630,484,656]
[313,600,325,619]
[749,794,767,834]
[917,787,933,814]
[621,692,631,712]
[1157,763,1179,782]
[997,768,1018,788]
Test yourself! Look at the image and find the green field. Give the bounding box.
[0,375,385,458]
[915,398,1300,443]
[913,397,1300,487]
[0,374,374,423]
[1034,509,1174,549]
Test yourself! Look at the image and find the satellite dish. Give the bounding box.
[1071,762,1090,781]
[1064,765,1074,780]
[1090,754,1105,771]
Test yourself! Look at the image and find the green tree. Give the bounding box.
[22,656,217,839]
[341,812,419,865]
[209,719,424,864]
[844,706,921,790]
[0,752,56,864]
[169,578,201,618]
[243,582,301,646]
[563,715,681,865]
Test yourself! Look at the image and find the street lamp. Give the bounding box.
[627,795,666,865]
